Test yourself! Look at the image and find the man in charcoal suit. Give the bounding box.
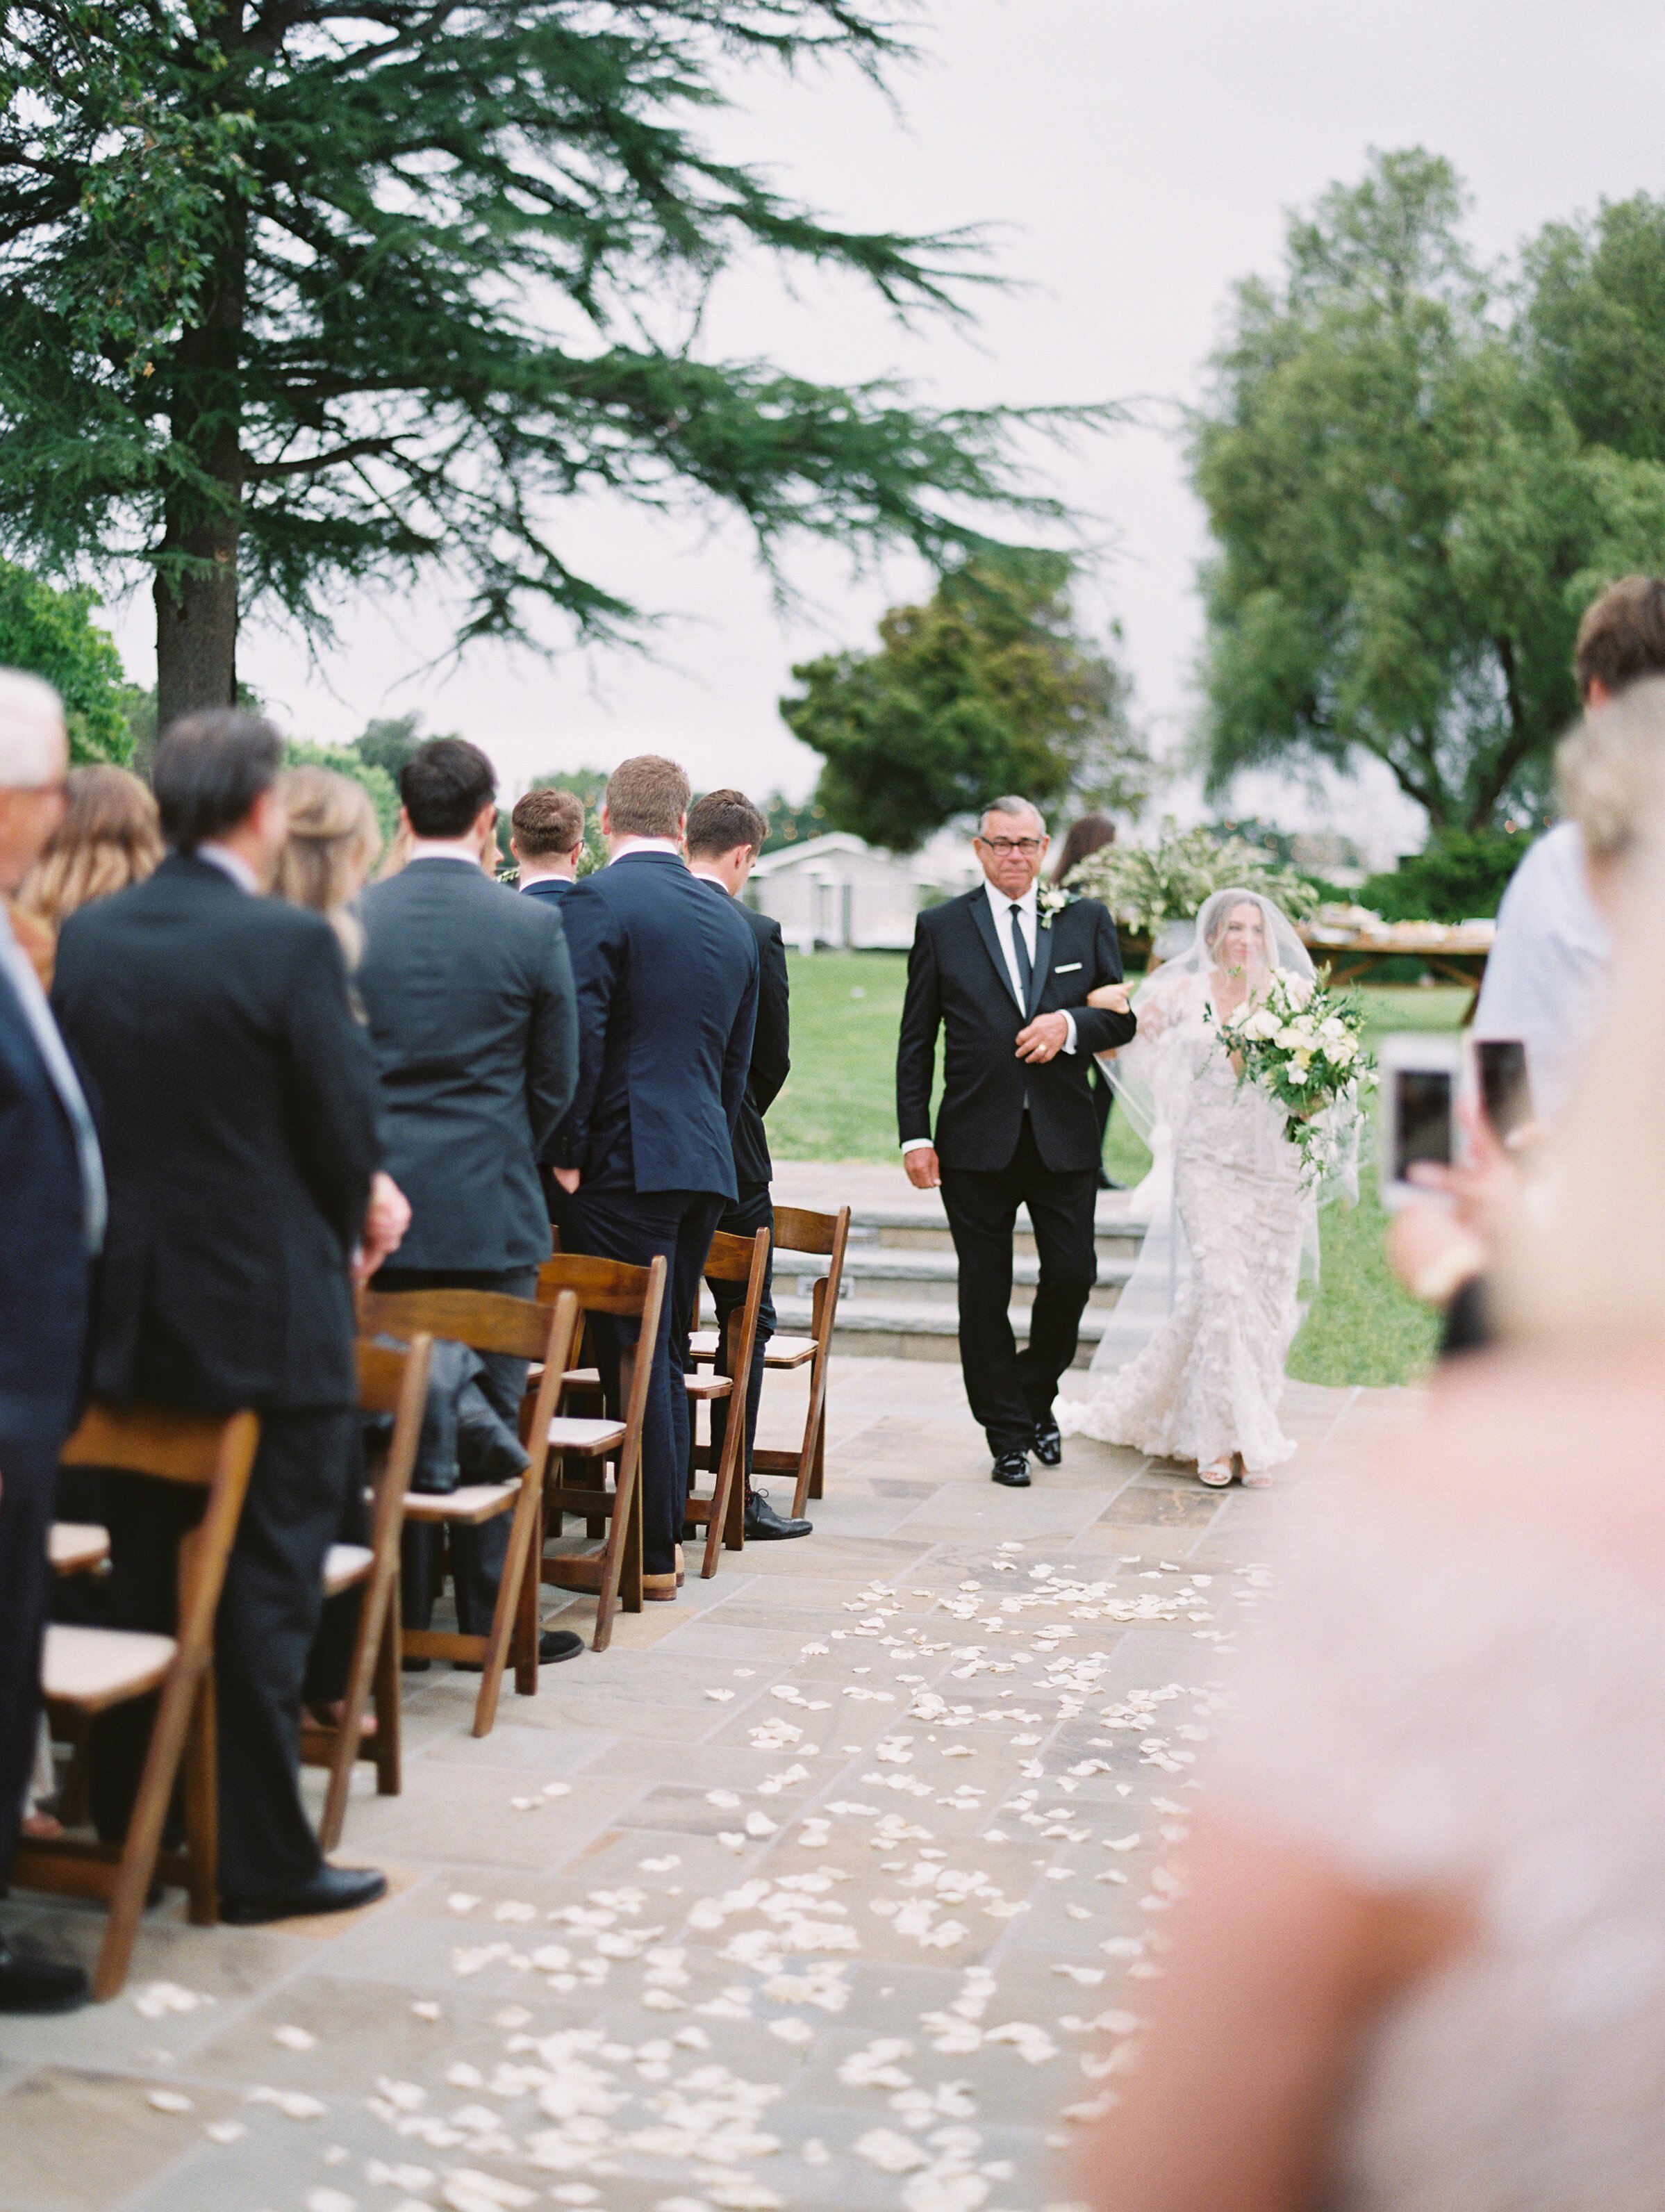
[546,755,759,1596]
[0,672,103,2011]
[684,789,809,1541]
[52,711,388,1924]
[356,738,580,1665]
[896,795,1136,1487]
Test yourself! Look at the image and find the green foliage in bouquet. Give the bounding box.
[1213,970,1373,1183]
[1066,820,1320,939]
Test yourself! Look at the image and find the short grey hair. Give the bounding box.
[0,668,66,787]
[979,795,1046,836]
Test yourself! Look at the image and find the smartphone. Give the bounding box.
[1377,1034,1462,1209]
[1473,1037,1533,1142]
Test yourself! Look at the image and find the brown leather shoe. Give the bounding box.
[643,1574,679,1603]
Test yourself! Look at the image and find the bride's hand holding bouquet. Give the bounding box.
[1211,966,1373,1179]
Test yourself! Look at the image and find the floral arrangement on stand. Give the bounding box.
[1212,968,1374,1183]
[1066,820,1320,942]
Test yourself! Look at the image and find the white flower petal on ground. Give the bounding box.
[272,2024,317,2051]
[854,2127,930,2173]
[147,2088,193,2113]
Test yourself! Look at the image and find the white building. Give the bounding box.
[747,831,977,951]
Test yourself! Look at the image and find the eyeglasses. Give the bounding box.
[978,836,1043,857]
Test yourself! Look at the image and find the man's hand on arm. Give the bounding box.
[354,1171,411,1285]
[1015,1010,1071,1064]
[552,1166,581,1195]
[902,1144,941,1191]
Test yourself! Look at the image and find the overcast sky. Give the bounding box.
[101,0,1665,861]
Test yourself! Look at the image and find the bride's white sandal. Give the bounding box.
[1237,1455,1273,1489]
[1198,1458,1233,1488]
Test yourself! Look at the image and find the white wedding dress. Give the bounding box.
[1056,889,1342,1476]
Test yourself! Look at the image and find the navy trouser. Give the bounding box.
[706,1181,777,1494]
[553,1187,728,1576]
[0,1432,58,1885]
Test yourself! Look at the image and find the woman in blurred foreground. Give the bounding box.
[13,764,162,982]
[1084,800,1665,2205]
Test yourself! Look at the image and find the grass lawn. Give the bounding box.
[774,950,1468,1389]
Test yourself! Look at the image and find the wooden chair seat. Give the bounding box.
[49,1522,110,1576]
[761,1332,818,1369]
[547,1415,627,1455]
[684,1373,731,1401]
[322,1542,374,1596]
[402,1480,520,1524]
[358,1288,581,1721]
[42,1624,175,1711]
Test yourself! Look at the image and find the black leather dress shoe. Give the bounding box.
[0,1936,87,2013]
[745,1487,812,1540]
[991,1452,1032,1488]
[221,1863,388,1926]
[538,1628,584,1664]
[1032,1421,1063,1468]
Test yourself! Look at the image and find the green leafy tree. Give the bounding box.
[0,559,133,764]
[1191,149,1665,834]
[0,3,1093,732]
[1525,192,1665,461]
[1357,828,1528,921]
[781,552,1152,852]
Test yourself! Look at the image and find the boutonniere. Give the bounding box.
[1036,884,1072,929]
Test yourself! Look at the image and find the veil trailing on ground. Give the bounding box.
[1084,887,1334,1375]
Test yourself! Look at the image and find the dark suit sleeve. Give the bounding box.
[526,907,578,1154]
[545,887,620,1169]
[722,936,761,1134]
[896,911,943,1145]
[749,919,790,1118]
[281,925,381,1248]
[1069,902,1138,1057]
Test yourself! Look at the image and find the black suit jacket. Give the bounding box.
[0,952,93,1442]
[52,855,379,1412]
[550,852,759,1199]
[896,886,1136,1174]
[356,857,577,1271]
[522,877,574,905]
[695,880,789,1189]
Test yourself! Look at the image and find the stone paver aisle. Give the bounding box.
[0,1358,1410,2212]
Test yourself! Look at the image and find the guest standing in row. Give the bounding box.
[0,672,103,2011]
[547,756,759,1598]
[356,739,581,1663]
[52,711,389,1924]
[511,785,586,903]
[684,789,809,1541]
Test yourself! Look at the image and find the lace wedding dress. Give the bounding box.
[1057,967,1311,1471]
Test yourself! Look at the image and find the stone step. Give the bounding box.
[773,1290,1116,1365]
[774,1243,1130,1310]
[845,1198,1145,1263]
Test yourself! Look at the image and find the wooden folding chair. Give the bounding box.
[357,1288,581,1736]
[13,1403,260,2001]
[535,1253,668,1652]
[684,1227,771,1578]
[692,1203,850,1519]
[49,1524,110,1577]
[301,1332,432,1851]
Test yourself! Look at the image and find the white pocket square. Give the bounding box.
[1055,961,1082,973]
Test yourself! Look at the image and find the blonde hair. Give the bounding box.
[274,766,381,963]
[1556,675,1665,863]
[18,764,162,929]
[1502,749,1665,1349]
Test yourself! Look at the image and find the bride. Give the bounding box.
[1057,887,1346,1487]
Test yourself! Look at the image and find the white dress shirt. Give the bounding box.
[1472,820,1611,1122]
[196,840,260,894]
[609,836,685,862]
[1,912,106,1251]
[900,877,1075,1154]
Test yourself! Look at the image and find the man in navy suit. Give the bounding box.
[0,671,103,2012]
[547,757,759,1596]
[511,786,585,903]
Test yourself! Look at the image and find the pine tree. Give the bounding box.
[0,3,1088,727]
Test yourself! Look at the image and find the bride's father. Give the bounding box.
[897,796,1136,1487]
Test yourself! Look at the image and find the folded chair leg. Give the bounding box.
[320,1579,386,1854]
[96,1656,213,2001]
[514,1493,542,1697]
[181,1674,218,1929]
[374,1590,401,1797]
[473,1474,540,1738]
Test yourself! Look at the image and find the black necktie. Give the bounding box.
[1008,900,1032,1011]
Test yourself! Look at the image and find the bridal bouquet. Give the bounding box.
[1213,969,1373,1182]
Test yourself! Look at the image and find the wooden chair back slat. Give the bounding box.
[359,1286,554,1360]
[702,1230,759,1283]
[60,1403,248,1487]
[536,1252,656,1318]
[771,1205,841,1258]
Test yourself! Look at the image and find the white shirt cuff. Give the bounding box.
[900,1137,934,1155]
[1061,1010,1077,1054]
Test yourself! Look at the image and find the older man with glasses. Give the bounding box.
[895,796,1136,1487]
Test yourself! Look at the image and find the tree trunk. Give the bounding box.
[154,488,240,733]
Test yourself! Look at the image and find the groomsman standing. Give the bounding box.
[0,672,101,2012]
[547,757,759,1596]
[896,796,1135,1487]
[511,786,586,904]
[684,790,809,1541]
